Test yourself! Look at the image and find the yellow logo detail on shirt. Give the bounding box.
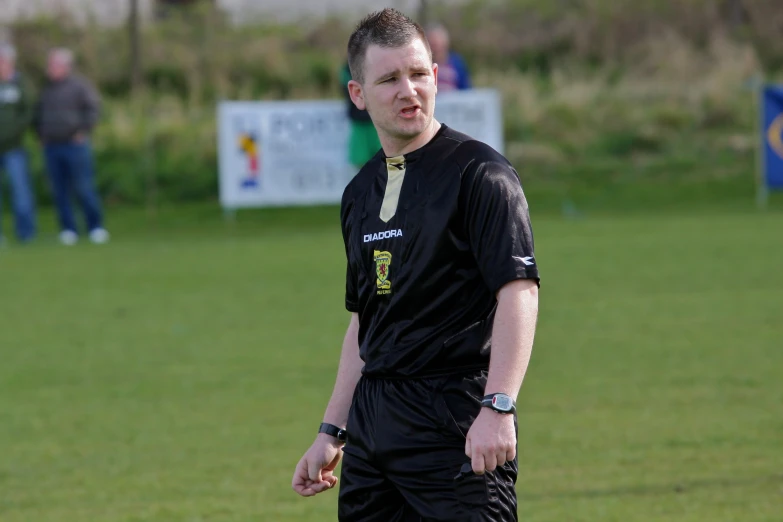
[374,250,392,295]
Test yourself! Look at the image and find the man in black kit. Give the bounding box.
[292,8,540,521]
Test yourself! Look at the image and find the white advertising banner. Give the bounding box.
[217,89,503,209]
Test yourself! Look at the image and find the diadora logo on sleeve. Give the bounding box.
[363,229,403,243]
[512,255,535,266]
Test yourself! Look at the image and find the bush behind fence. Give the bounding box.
[5,0,781,206]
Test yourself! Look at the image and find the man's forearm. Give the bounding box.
[484,279,539,400]
[322,313,364,428]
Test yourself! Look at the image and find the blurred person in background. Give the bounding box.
[0,42,37,245]
[34,47,108,246]
[426,23,471,92]
[341,60,382,169]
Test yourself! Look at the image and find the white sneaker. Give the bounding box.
[89,228,110,244]
[59,230,78,246]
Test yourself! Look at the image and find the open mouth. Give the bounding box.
[400,105,421,117]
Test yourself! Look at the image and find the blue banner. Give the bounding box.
[762,86,783,189]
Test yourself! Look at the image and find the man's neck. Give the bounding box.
[382,119,442,158]
[50,73,71,83]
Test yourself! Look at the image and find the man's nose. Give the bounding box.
[398,76,417,98]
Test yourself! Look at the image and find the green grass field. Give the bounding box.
[1,201,782,521]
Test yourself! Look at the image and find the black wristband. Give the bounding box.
[319,422,347,443]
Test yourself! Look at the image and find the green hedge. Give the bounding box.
[5,0,780,206]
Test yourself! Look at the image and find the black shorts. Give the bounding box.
[338,370,519,521]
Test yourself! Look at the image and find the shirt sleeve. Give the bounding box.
[340,185,360,312]
[80,77,101,132]
[13,76,34,139]
[461,155,540,295]
[451,52,471,90]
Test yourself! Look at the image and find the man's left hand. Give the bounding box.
[465,407,516,474]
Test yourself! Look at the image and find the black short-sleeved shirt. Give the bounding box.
[340,124,539,378]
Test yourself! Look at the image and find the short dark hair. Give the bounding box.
[347,8,431,84]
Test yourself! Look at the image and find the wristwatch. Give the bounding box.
[481,393,516,414]
[319,422,347,444]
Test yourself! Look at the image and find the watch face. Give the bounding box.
[492,395,513,411]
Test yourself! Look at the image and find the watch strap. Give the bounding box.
[319,422,347,443]
[481,393,516,414]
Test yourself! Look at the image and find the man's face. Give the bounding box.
[0,56,13,81]
[47,55,69,81]
[349,38,438,146]
[427,30,449,65]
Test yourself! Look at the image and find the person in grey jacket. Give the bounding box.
[34,47,109,245]
[0,42,36,244]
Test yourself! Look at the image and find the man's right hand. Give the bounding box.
[292,434,344,497]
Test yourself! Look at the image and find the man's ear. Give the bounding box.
[348,80,366,111]
[432,63,439,95]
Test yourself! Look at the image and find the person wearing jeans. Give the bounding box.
[0,43,36,244]
[34,47,108,245]
[43,141,103,241]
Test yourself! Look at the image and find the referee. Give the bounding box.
[292,8,540,521]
